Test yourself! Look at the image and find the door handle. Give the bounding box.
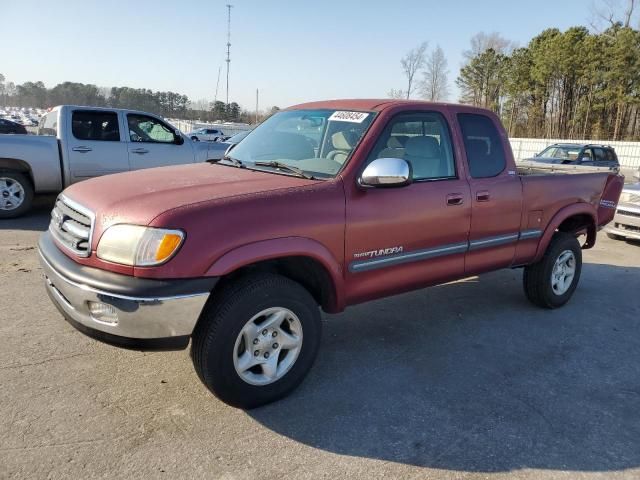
[476,191,490,202]
[446,194,464,206]
[72,146,92,153]
[131,148,149,154]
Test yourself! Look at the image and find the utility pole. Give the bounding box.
[213,65,221,105]
[255,88,259,124]
[225,4,233,107]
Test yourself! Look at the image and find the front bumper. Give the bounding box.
[604,206,640,241]
[39,231,217,350]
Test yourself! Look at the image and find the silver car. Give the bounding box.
[605,169,640,241]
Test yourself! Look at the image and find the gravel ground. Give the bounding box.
[1,197,639,480]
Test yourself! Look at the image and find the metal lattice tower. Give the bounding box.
[225,4,233,106]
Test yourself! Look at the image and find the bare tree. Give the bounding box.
[591,0,637,29]
[420,46,449,101]
[400,42,428,99]
[387,88,407,99]
[463,32,514,62]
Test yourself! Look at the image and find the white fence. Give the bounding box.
[510,138,640,168]
[167,119,253,137]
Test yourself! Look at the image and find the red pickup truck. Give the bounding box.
[38,99,623,408]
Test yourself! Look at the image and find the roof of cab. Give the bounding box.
[287,98,457,112]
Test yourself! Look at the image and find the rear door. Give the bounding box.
[455,111,523,275]
[126,113,195,170]
[65,109,129,183]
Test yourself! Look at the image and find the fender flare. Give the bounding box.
[533,203,597,262]
[205,237,345,312]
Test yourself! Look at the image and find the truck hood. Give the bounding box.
[63,163,319,234]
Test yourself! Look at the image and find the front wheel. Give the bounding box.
[191,273,321,409]
[523,232,582,309]
[0,171,34,219]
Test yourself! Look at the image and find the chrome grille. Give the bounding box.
[49,195,94,257]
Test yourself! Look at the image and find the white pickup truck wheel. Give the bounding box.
[523,232,582,308]
[191,273,321,409]
[0,172,34,219]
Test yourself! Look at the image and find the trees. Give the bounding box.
[457,26,640,141]
[400,42,428,99]
[420,46,449,101]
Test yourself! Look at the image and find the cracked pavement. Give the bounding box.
[1,197,639,479]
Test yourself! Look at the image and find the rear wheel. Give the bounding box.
[191,273,321,409]
[523,232,582,309]
[0,171,33,219]
[191,136,199,141]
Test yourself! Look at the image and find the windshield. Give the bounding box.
[227,130,250,143]
[538,145,582,160]
[228,109,375,178]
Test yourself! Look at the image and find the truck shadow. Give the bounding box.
[248,262,640,473]
[0,195,54,232]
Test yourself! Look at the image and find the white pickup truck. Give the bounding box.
[0,105,222,218]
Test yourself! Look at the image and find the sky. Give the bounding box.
[3,0,599,111]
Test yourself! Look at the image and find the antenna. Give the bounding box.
[225,4,233,107]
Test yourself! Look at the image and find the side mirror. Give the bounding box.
[358,157,412,188]
[174,132,184,145]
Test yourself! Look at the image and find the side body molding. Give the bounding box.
[533,203,597,263]
[205,237,345,312]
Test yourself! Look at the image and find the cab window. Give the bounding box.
[127,114,176,143]
[72,111,120,141]
[367,112,456,181]
[458,113,506,178]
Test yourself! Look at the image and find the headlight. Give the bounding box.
[96,225,184,266]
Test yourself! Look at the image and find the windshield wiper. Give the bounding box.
[253,161,315,180]
[217,154,244,168]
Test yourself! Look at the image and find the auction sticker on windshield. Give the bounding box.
[329,111,370,123]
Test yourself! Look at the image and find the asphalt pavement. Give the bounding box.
[1,197,639,479]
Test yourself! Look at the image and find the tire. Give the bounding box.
[0,171,34,219]
[606,232,624,241]
[191,136,199,141]
[191,273,321,409]
[523,232,582,309]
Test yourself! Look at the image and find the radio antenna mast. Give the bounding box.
[225,4,233,107]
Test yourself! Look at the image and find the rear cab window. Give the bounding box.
[458,113,506,178]
[38,110,59,136]
[72,111,120,141]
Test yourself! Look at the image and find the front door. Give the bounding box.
[65,109,129,183]
[455,110,523,275]
[126,113,195,170]
[344,110,472,304]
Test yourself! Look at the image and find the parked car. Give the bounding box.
[520,143,620,173]
[205,129,251,161]
[38,99,623,409]
[605,168,640,241]
[0,118,28,135]
[188,127,225,142]
[0,105,223,218]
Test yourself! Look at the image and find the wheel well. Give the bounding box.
[557,213,596,247]
[0,158,34,187]
[213,256,336,312]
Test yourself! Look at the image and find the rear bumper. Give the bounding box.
[604,207,640,241]
[39,231,216,349]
